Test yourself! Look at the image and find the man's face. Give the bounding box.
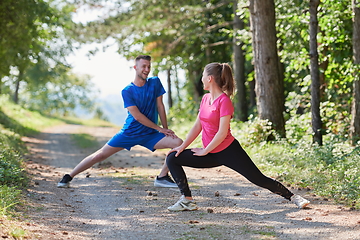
[134,59,151,80]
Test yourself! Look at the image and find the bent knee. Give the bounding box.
[173,137,183,147]
[166,152,177,164]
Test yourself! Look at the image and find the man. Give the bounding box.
[57,55,182,188]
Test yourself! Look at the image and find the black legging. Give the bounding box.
[166,139,294,200]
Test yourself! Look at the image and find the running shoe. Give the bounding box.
[154,174,177,187]
[168,195,198,211]
[291,194,310,209]
[57,174,72,188]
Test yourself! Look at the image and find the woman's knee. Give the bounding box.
[166,152,177,165]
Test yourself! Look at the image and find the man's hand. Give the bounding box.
[158,128,178,138]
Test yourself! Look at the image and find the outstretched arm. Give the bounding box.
[168,115,202,157]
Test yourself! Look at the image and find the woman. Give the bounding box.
[166,62,310,211]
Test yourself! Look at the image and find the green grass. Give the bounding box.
[71,133,99,148]
[0,186,21,216]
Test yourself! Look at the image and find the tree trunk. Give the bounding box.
[13,70,23,104]
[249,0,285,137]
[309,0,323,145]
[166,68,173,108]
[350,0,360,145]
[249,78,256,108]
[233,1,248,122]
[174,65,181,104]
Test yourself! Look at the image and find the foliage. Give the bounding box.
[23,67,98,116]
[0,95,62,135]
[71,133,98,148]
[246,140,360,209]
[0,134,27,188]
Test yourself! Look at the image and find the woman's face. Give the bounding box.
[201,69,210,91]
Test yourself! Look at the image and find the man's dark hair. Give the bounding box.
[135,55,151,62]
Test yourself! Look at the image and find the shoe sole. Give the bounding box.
[168,207,198,212]
[57,183,70,188]
[154,183,178,188]
[300,202,310,209]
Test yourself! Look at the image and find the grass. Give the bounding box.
[71,133,99,148]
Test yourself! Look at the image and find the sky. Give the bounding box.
[66,4,135,98]
[66,41,135,98]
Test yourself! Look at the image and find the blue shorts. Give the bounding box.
[106,132,166,152]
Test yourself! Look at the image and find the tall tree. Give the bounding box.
[74,0,234,104]
[350,0,360,145]
[249,0,285,137]
[233,0,247,121]
[309,0,323,145]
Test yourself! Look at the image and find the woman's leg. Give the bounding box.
[216,140,294,200]
[166,150,220,197]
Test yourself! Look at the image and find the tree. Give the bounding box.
[309,0,323,145]
[73,0,234,104]
[233,0,248,121]
[350,0,360,145]
[249,0,285,137]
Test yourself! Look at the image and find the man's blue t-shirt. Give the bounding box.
[120,76,166,137]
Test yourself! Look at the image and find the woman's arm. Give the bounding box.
[169,115,202,157]
[192,115,231,156]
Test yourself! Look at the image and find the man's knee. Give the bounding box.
[173,137,183,147]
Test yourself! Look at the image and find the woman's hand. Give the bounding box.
[167,145,185,157]
[191,148,208,156]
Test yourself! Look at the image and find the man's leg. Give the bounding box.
[154,136,183,177]
[57,144,123,187]
[69,144,124,177]
[153,136,183,187]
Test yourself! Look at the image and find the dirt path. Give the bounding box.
[19,124,360,240]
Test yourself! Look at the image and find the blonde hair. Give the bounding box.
[205,62,235,97]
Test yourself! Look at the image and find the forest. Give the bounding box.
[0,0,359,212]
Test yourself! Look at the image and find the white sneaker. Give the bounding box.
[291,195,310,209]
[154,175,177,188]
[168,196,198,211]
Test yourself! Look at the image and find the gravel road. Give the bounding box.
[20,124,360,240]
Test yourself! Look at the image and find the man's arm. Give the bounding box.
[156,95,168,129]
[127,103,175,137]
